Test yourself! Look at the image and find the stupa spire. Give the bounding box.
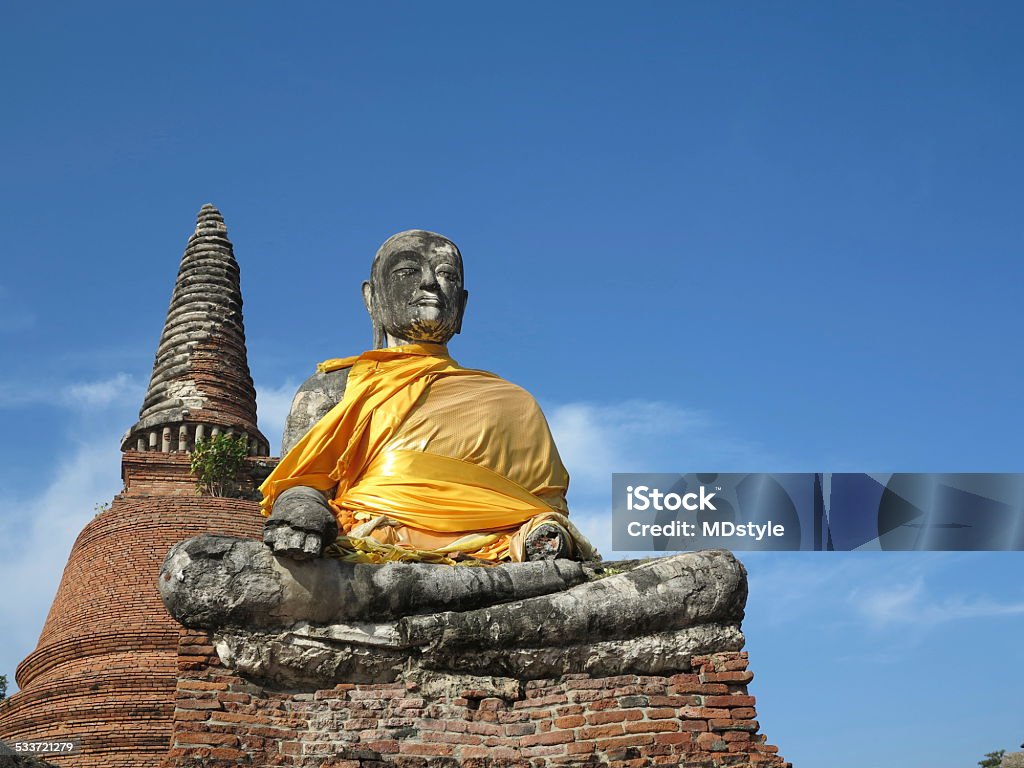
[121,204,268,456]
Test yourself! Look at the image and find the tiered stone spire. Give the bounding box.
[122,204,268,456]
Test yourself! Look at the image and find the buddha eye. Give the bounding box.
[393,267,418,278]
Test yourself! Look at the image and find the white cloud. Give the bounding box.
[63,373,139,408]
[0,372,139,691]
[852,577,926,626]
[851,577,1024,629]
[740,552,1024,654]
[0,373,141,411]
[0,431,125,692]
[550,401,707,490]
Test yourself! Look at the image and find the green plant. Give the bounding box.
[189,434,250,497]
[980,751,1006,768]
[0,673,7,700]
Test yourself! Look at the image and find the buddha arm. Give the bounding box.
[265,367,350,560]
[280,367,350,456]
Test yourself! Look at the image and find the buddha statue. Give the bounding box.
[259,230,597,564]
[159,229,749,687]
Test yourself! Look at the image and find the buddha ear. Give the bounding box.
[361,280,374,316]
[455,289,469,334]
[362,280,386,348]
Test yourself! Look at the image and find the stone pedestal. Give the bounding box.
[163,631,789,768]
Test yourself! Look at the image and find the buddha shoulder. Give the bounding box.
[281,367,351,456]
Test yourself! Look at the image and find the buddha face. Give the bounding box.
[363,230,469,348]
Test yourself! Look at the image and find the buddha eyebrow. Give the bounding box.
[390,257,421,271]
[392,250,423,260]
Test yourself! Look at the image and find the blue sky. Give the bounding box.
[1,2,1022,765]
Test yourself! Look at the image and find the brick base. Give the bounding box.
[164,631,789,768]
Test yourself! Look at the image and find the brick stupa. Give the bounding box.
[0,205,274,768]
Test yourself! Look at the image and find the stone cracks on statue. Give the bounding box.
[159,537,747,690]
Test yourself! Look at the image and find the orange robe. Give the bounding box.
[259,343,580,562]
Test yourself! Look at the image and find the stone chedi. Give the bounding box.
[158,230,788,766]
[123,204,270,460]
[0,205,273,768]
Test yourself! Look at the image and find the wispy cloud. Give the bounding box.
[0,373,142,411]
[64,373,139,408]
[0,426,126,691]
[740,551,1024,658]
[851,576,1024,629]
[548,400,771,489]
[0,371,141,689]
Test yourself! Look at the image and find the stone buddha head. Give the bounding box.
[362,230,469,349]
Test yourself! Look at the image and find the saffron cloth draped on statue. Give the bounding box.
[258,343,587,562]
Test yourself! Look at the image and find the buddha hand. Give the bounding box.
[263,486,339,560]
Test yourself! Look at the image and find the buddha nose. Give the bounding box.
[420,267,440,290]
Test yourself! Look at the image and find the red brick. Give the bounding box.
[586,710,642,725]
[399,742,454,756]
[578,724,625,740]
[679,707,731,719]
[646,707,679,720]
[724,731,753,742]
[671,681,730,695]
[175,698,224,711]
[710,718,759,732]
[522,744,569,758]
[520,730,574,747]
[678,721,709,732]
[624,720,679,734]
[654,732,693,746]
[596,734,655,751]
[554,715,585,729]
[503,722,536,737]
[705,694,755,708]
[465,721,503,736]
[702,671,754,684]
[174,731,239,747]
[173,710,210,722]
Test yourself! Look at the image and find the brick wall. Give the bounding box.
[165,631,789,768]
[120,453,272,497]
